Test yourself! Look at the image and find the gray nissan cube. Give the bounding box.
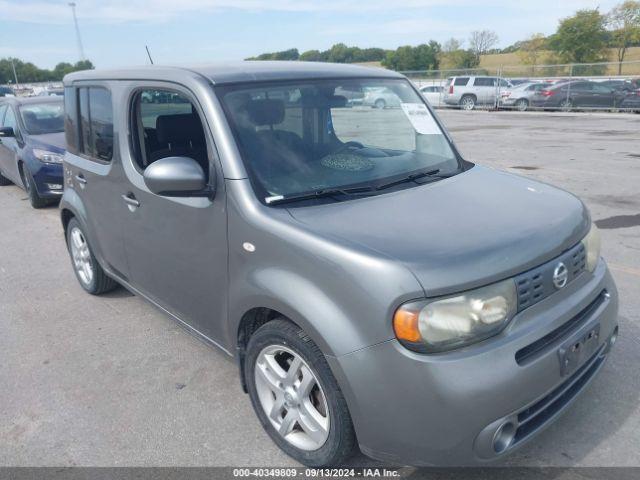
[60,62,618,467]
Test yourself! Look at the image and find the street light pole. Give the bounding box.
[68,2,86,61]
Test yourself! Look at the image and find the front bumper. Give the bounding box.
[32,162,64,198]
[328,259,618,466]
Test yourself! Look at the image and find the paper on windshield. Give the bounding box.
[400,103,441,135]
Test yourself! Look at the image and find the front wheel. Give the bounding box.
[21,166,48,208]
[559,99,573,112]
[245,319,356,466]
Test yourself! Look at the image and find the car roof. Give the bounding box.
[64,61,404,85]
[0,96,63,106]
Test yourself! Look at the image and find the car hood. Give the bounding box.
[28,132,66,153]
[287,165,590,297]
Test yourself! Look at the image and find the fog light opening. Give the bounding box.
[493,421,516,454]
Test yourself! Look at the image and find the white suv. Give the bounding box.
[444,76,513,110]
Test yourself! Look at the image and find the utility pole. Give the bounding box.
[68,2,86,61]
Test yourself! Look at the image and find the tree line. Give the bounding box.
[0,58,95,85]
[3,1,639,82]
[247,1,640,73]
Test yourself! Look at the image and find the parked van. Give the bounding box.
[61,62,618,467]
[444,75,513,110]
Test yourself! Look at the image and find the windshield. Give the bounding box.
[19,102,64,135]
[217,78,461,202]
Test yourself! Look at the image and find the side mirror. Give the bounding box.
[0,126,15,138]
[143,156,208,197]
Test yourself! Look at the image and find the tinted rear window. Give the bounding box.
[64,87,78,154]
[473,77,494,87]
[454,77,469,86]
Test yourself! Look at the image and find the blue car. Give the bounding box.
[0,96,65,208]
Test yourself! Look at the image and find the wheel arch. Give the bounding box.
[58,189,104,267]
[235,303,332,394]
[17,159,27,187]
[61,208,76,235]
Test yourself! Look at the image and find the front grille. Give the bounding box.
[515,242,586,311]
[514,346,605,444]
[515,289,607,365]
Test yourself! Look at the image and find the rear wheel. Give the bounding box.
[245,319,356,466]
[0,170,11,186]
[66,218,118,295]
[21,166,48,209]
[515,98,529,112]
[374,98,386,109]
[460,95,476,111]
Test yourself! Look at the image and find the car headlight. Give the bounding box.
[33,149,63,164]
[581,223,601,272]
[393,278,517,353]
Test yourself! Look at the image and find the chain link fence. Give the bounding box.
[403,60,640,112]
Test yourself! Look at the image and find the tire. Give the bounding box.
[374,98,386,109]
[21,166,48,209]
[0,170,11,186]
[66,218,118,295]
[559,99,572,112]
[515,99,529,112]
[245,319,356,467]
[460,95,476,111]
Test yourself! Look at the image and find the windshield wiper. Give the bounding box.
[265,185,375,206]
[374,168,454,191]
[265,168,460,205]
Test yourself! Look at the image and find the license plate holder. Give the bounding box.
[558,324,600,376]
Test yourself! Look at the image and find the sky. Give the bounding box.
[0,0,622,69]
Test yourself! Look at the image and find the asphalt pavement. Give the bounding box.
[1,110,639,467]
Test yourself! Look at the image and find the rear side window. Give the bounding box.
[473,78,494,87]
[454,77,469,86]
[64,87,78,154]
[78,86,113,162]
[572,82,592,91]
[0,105,6,125]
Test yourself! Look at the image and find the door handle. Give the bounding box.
[75,174,87,185]
[121,193,140,210]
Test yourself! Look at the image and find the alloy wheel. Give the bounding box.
[69,227,94,286]
[254,345,330,451]
[461,96,475,110]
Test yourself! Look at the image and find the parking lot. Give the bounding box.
[1,110,639,468]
